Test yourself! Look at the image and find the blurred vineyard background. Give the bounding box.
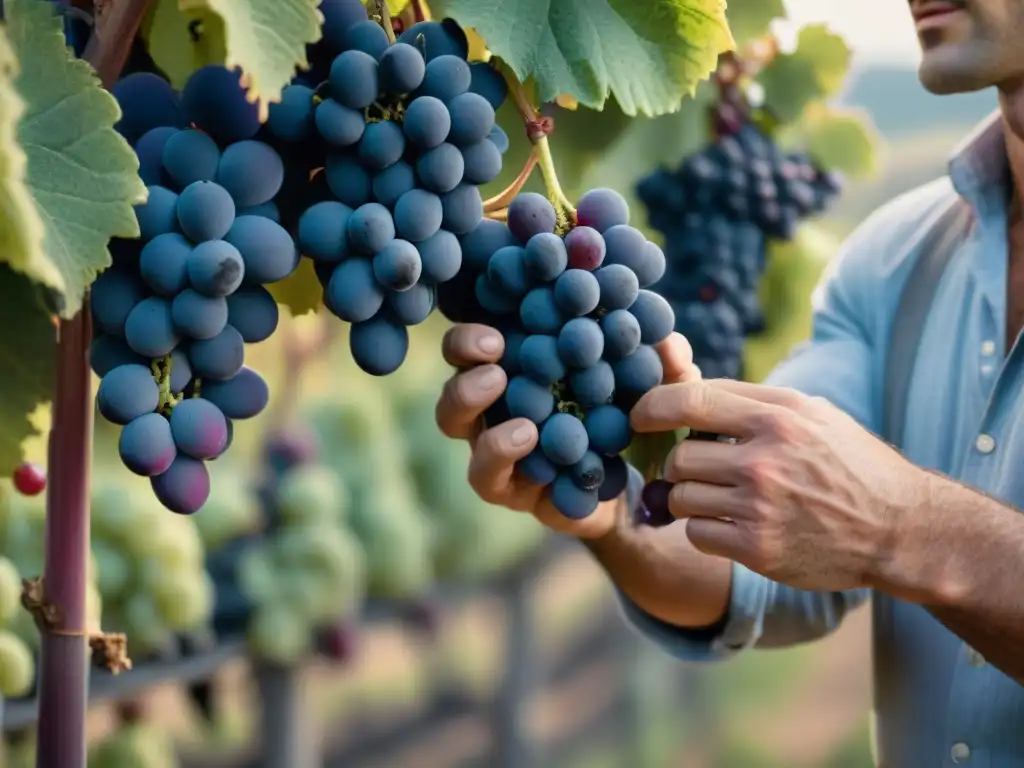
[1,4,999,767]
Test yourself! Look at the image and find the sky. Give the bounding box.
[779,0,922,67]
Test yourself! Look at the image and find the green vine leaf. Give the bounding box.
[6,0,147,318]
[430,0,734,116]
[0,18,54,294]
[0,265,56,476]
[141,0,228,90]
[723,0,785,46]
[744,223,837,383]
[756,23,851,126]
[180,0,323,120]
[756,52,823,125]
[803,106,879,179]
[793,24,852,96]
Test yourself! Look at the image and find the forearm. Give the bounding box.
[872,472,1024,685]
[585,510,732,630]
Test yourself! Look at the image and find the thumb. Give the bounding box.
[655,333,701,384]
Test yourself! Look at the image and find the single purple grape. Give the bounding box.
[636,480,674,527]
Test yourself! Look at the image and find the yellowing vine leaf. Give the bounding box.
[464,27,489,62]
[142,0,228,90]
[363,0,411,15]
[0,265,56,476]
[6,0,147,318]
[430,0,734,116]
[267,257,323,316]
[0,19,53,294]
[180,0,323,120]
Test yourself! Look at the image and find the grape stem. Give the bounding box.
[152,354,180,414]
[497,60,577,229]
[482,150,538,212]
[268,312,336,431]
[740,33,779,75]
[36,3,153,768]
[369,0,397,44]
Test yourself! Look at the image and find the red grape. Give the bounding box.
[564,225,606,270]
[13,462,46,496]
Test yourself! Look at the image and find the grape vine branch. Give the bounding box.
[33,2,151,767]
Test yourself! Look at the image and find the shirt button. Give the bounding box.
[981,340,996,356]
[966,646,985,667]
[975,434,996,454]
[980,363,994,376]
[951,742,971,763]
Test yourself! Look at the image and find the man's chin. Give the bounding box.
[918,56,995,95]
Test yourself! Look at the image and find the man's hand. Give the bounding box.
[631,379,932,592]
[434,323,700,540]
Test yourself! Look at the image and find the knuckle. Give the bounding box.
[474,425,507,458]
[755,406,796,441]
[665,442,687,478]
[746,497,774,522]
[739,456,777,493]
[441,324,474,364]
[435,376,471,437]
[805,395,830,410]
[677,381,713,420]
[467,459,501,504]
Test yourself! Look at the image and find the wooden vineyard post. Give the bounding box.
[490,549,547,768]
[254,663,319,768]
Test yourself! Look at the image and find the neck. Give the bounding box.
[999,85,1024,221]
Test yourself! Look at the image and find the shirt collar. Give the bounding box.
[948,108,1009,209]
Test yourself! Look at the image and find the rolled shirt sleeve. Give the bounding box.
[614,181,953,660]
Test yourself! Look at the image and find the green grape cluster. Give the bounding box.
[238,463,365,665]
[90,476,213,656]
[394,388,545,580]
[305,399,435,599]
[88,720,177,768]
[0,485,103,697]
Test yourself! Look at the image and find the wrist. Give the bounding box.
[866,470,970,606]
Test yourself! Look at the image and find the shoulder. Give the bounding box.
[812,176,959,310]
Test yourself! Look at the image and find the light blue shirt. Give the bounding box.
[622,109,1024,767]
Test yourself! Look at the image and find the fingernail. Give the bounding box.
[478,334,501,354]
[511,425,533,446]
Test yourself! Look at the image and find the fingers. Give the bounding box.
[669,482,744,520]
[631,381,781,437]
[702,379,806,409]
[467,418,538,506]
[685,518,745,560]
[656,333,700,384]
[441,324,504,368]
[435,364,507,440]
[662,439,744,485]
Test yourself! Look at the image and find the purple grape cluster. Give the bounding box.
[261,2,510,376]
[637,122,842,379]
[438,189,674,520]
[94,66,290,514]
